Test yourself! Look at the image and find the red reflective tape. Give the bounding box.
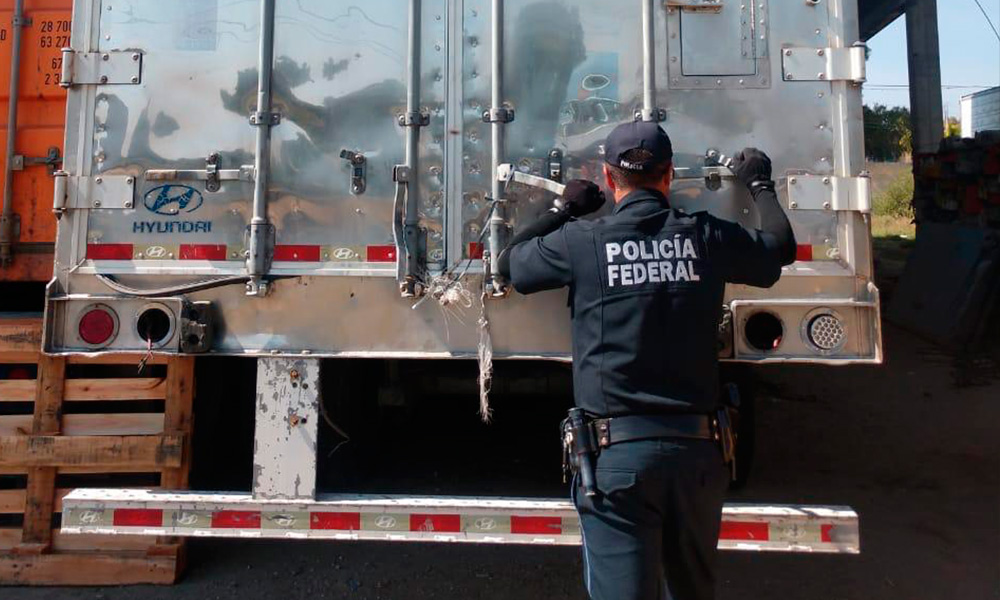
[113,508,163,527]
[821,524,834,543]
[310,512,361,531]
[367,245,397,263]
[87,244,134,260]
[795,244,814,262]
[211,510,261,529]
[409,514,461,533]
[510,516,562,535]
[273,245,321,262]
[179,244,228,260]
[720,521,770,541]
[468,242,484,260]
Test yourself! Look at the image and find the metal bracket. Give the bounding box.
[253,358,321,501]
[12,147,62,175]
[339,150,367,195]
[634,108,667,123]
[62,175,136,210]
[482,107,515,124]
[392,165,412,184]
[249,111,282,126]
[244,222,276,278]
[59,49,143,87]
[787,175,871,213]
[397,111,430,128]
[781,46,866,83]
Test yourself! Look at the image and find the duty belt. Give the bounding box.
[562,410,736,497]
[590,414,714,447]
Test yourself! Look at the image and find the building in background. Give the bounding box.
[961,87,1000,138]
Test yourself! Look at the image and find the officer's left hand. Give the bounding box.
[561,179,606,218]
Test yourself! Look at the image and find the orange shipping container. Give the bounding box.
[0,0,71,282]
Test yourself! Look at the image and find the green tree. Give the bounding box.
[864,104,913,161]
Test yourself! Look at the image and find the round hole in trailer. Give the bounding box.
[136,306,173,345]
[744,311,784,353]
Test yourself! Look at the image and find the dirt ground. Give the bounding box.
[6,254,1000,599]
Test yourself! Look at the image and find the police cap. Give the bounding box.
[604,121,674,172]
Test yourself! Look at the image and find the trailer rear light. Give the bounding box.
[78,305,119,347]
[744,311,784,352]
[804,311,847,352]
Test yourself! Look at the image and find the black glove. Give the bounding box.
[561,179,606,218]
[732,148,773,189]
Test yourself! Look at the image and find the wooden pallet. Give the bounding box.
[0,315,194,585]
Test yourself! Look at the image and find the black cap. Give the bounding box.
[604,121,674,172]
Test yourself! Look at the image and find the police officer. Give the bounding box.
[497,121,796,600]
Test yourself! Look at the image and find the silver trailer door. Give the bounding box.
[47,0,881,364]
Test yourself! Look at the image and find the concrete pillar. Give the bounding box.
[905,0,943,154]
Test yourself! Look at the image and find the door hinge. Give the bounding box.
[60,49,144,88]
[787,175,871,213]
[58,175,137,211]
[781,46,866,83]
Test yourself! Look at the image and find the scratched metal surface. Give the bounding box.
[252,357,320,500]
[47,0,881,363]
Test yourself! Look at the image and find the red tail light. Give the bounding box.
[78,306,118,347]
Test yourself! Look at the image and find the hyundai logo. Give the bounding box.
[144,184,204,216]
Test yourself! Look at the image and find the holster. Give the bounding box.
[561,408,599,497]
[715,384,740,481]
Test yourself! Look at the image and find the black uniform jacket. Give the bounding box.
[508,189,786,417]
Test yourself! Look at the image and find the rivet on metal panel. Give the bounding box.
[132,53,140,61]
[789,178,798,185]
[784,49,793,56]
[823,202,831,210]
[817,49,825,56]
[96,177,103,184]
[100,75,108,84]
[790,202,798,209]
[102,53,110,61]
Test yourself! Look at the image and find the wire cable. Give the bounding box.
[96,273,296,297]
[971,0,1000,42]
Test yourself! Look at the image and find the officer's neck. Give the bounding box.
[613,186,670,205]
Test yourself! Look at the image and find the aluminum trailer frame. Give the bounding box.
[44,0,881,365]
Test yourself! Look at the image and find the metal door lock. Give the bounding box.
[12,147,63,175]
[339,150,367,195]
[548,149,564,183]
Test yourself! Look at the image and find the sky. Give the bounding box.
[864,0,1000,117]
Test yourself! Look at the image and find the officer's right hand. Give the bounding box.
[732,148,773,188]
[561,179,606,218]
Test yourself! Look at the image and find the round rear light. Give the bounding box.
[78,305,118,347]
[802,309,848,354]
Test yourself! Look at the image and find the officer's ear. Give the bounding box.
[663,163,674,190]
[603,164,617,194]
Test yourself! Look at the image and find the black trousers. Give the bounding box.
[573,438,729,600]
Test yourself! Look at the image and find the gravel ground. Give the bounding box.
[5,322,999,600]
